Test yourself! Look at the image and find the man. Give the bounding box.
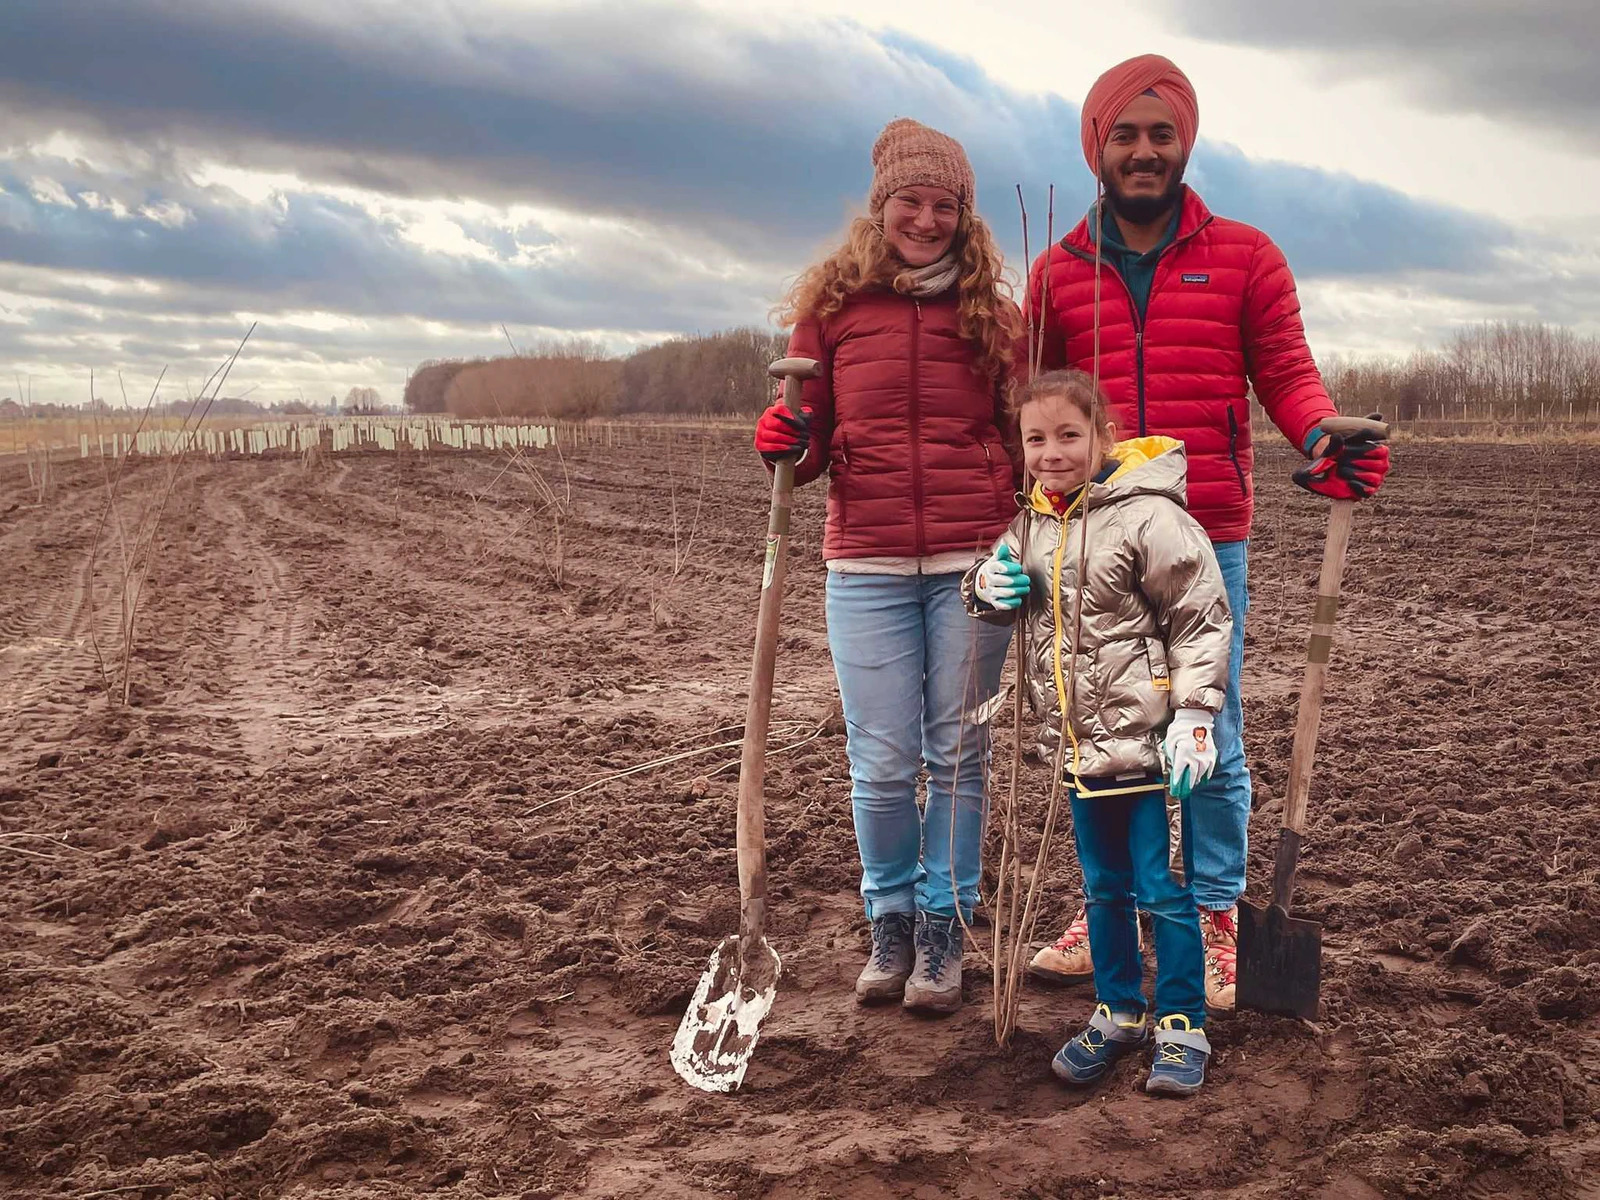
[1025,54,1390,1012]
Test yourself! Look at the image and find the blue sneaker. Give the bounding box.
[1144,1015,1211,1097]
[1051,1004,1149,1085]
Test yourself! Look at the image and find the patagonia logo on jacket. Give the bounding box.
[1180,273,1210,284]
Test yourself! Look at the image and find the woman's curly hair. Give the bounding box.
[774,208,1022,390]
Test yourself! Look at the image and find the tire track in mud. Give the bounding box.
[245,458,690,740]
[0,485,131,760]
[188,466,326,771]
[181,462,510,761]
[0,541,101,750]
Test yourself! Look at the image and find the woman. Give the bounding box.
[753,118,1021,1014]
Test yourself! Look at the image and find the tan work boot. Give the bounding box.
[1030,908,1150,985]
[855,912,915,1004]
[902,912,963,1014]
[1199,906,1238,1014]
[1028,908,1094,985]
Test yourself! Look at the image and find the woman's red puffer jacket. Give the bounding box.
[786,288,1020,560]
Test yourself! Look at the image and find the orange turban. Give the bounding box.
[1080,54,1198,172]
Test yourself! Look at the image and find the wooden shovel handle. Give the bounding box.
[736,357,818,949]
[1319,415,1389,439]
[1273,499,1354,906]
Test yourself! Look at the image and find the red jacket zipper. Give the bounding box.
[909,299,926,557]
[1062,214,1212,436]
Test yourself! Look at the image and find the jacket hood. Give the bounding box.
[1028,435,1189,515]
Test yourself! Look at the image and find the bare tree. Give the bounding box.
[1318,320,1600,425]
[342,386,383,413]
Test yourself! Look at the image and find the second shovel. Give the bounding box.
[1237,414,1389,1022]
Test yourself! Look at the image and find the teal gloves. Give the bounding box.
[974,544,1030,610]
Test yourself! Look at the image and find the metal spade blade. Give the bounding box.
[670,935,782,1093]
[1237,896,1322,1021]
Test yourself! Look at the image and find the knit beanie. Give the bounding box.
[868,118,975,214]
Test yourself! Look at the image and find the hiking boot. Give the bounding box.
[902,912,963,1014]
[1028,907,1094,985]
[1199,906,1238,1014]
[1051,1004,1149,1085]
[855,912,915,1004]
[1029,907,1145,986]
[1145,1014,1211,1097]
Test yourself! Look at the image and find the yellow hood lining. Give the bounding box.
[1028,435,1182,513]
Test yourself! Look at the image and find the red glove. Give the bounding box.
[1294,417,1390,500]
[754,403,811,464]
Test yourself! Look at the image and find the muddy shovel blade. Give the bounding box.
[670,935,782,1093]
[1236,898,1321,1022]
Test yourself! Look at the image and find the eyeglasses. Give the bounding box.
[887,192,963,223]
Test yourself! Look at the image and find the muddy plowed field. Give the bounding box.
[2,435,1597,1199]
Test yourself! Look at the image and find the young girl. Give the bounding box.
[963,369,1232,1095]
[752,118,1022,1015]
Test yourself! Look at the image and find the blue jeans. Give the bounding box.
[1188,539,1250,911]
[825,571,1012,921]
[1071,787,1205,1024]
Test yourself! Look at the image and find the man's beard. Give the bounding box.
[1102,159,1186,225]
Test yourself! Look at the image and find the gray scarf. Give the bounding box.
[897,253,962,298]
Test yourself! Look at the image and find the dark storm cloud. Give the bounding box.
[0,0,1512,279]
[0,158,771,333]
[6,0,1594,403]
[1154,0,1600,151]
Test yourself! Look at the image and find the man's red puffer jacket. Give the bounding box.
[1027,187,1333,543]
[786,288,1019,560]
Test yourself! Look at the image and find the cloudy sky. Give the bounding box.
[1,0,1596,407]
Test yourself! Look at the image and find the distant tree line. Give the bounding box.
[422,337,620,420]
[0,387,403,421]
[404,328,788,418]
[12,319,1591,426]
[412,320,1600,423]
[341,386,386,414]
[0,395,337,419]
[618,327,789,415]
[1319,321,1600,420]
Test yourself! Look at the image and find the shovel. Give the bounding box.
[1237,415,1389,1022]
[671,355,820,1092]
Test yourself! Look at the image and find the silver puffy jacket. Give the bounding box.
[961,437,1232,788]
